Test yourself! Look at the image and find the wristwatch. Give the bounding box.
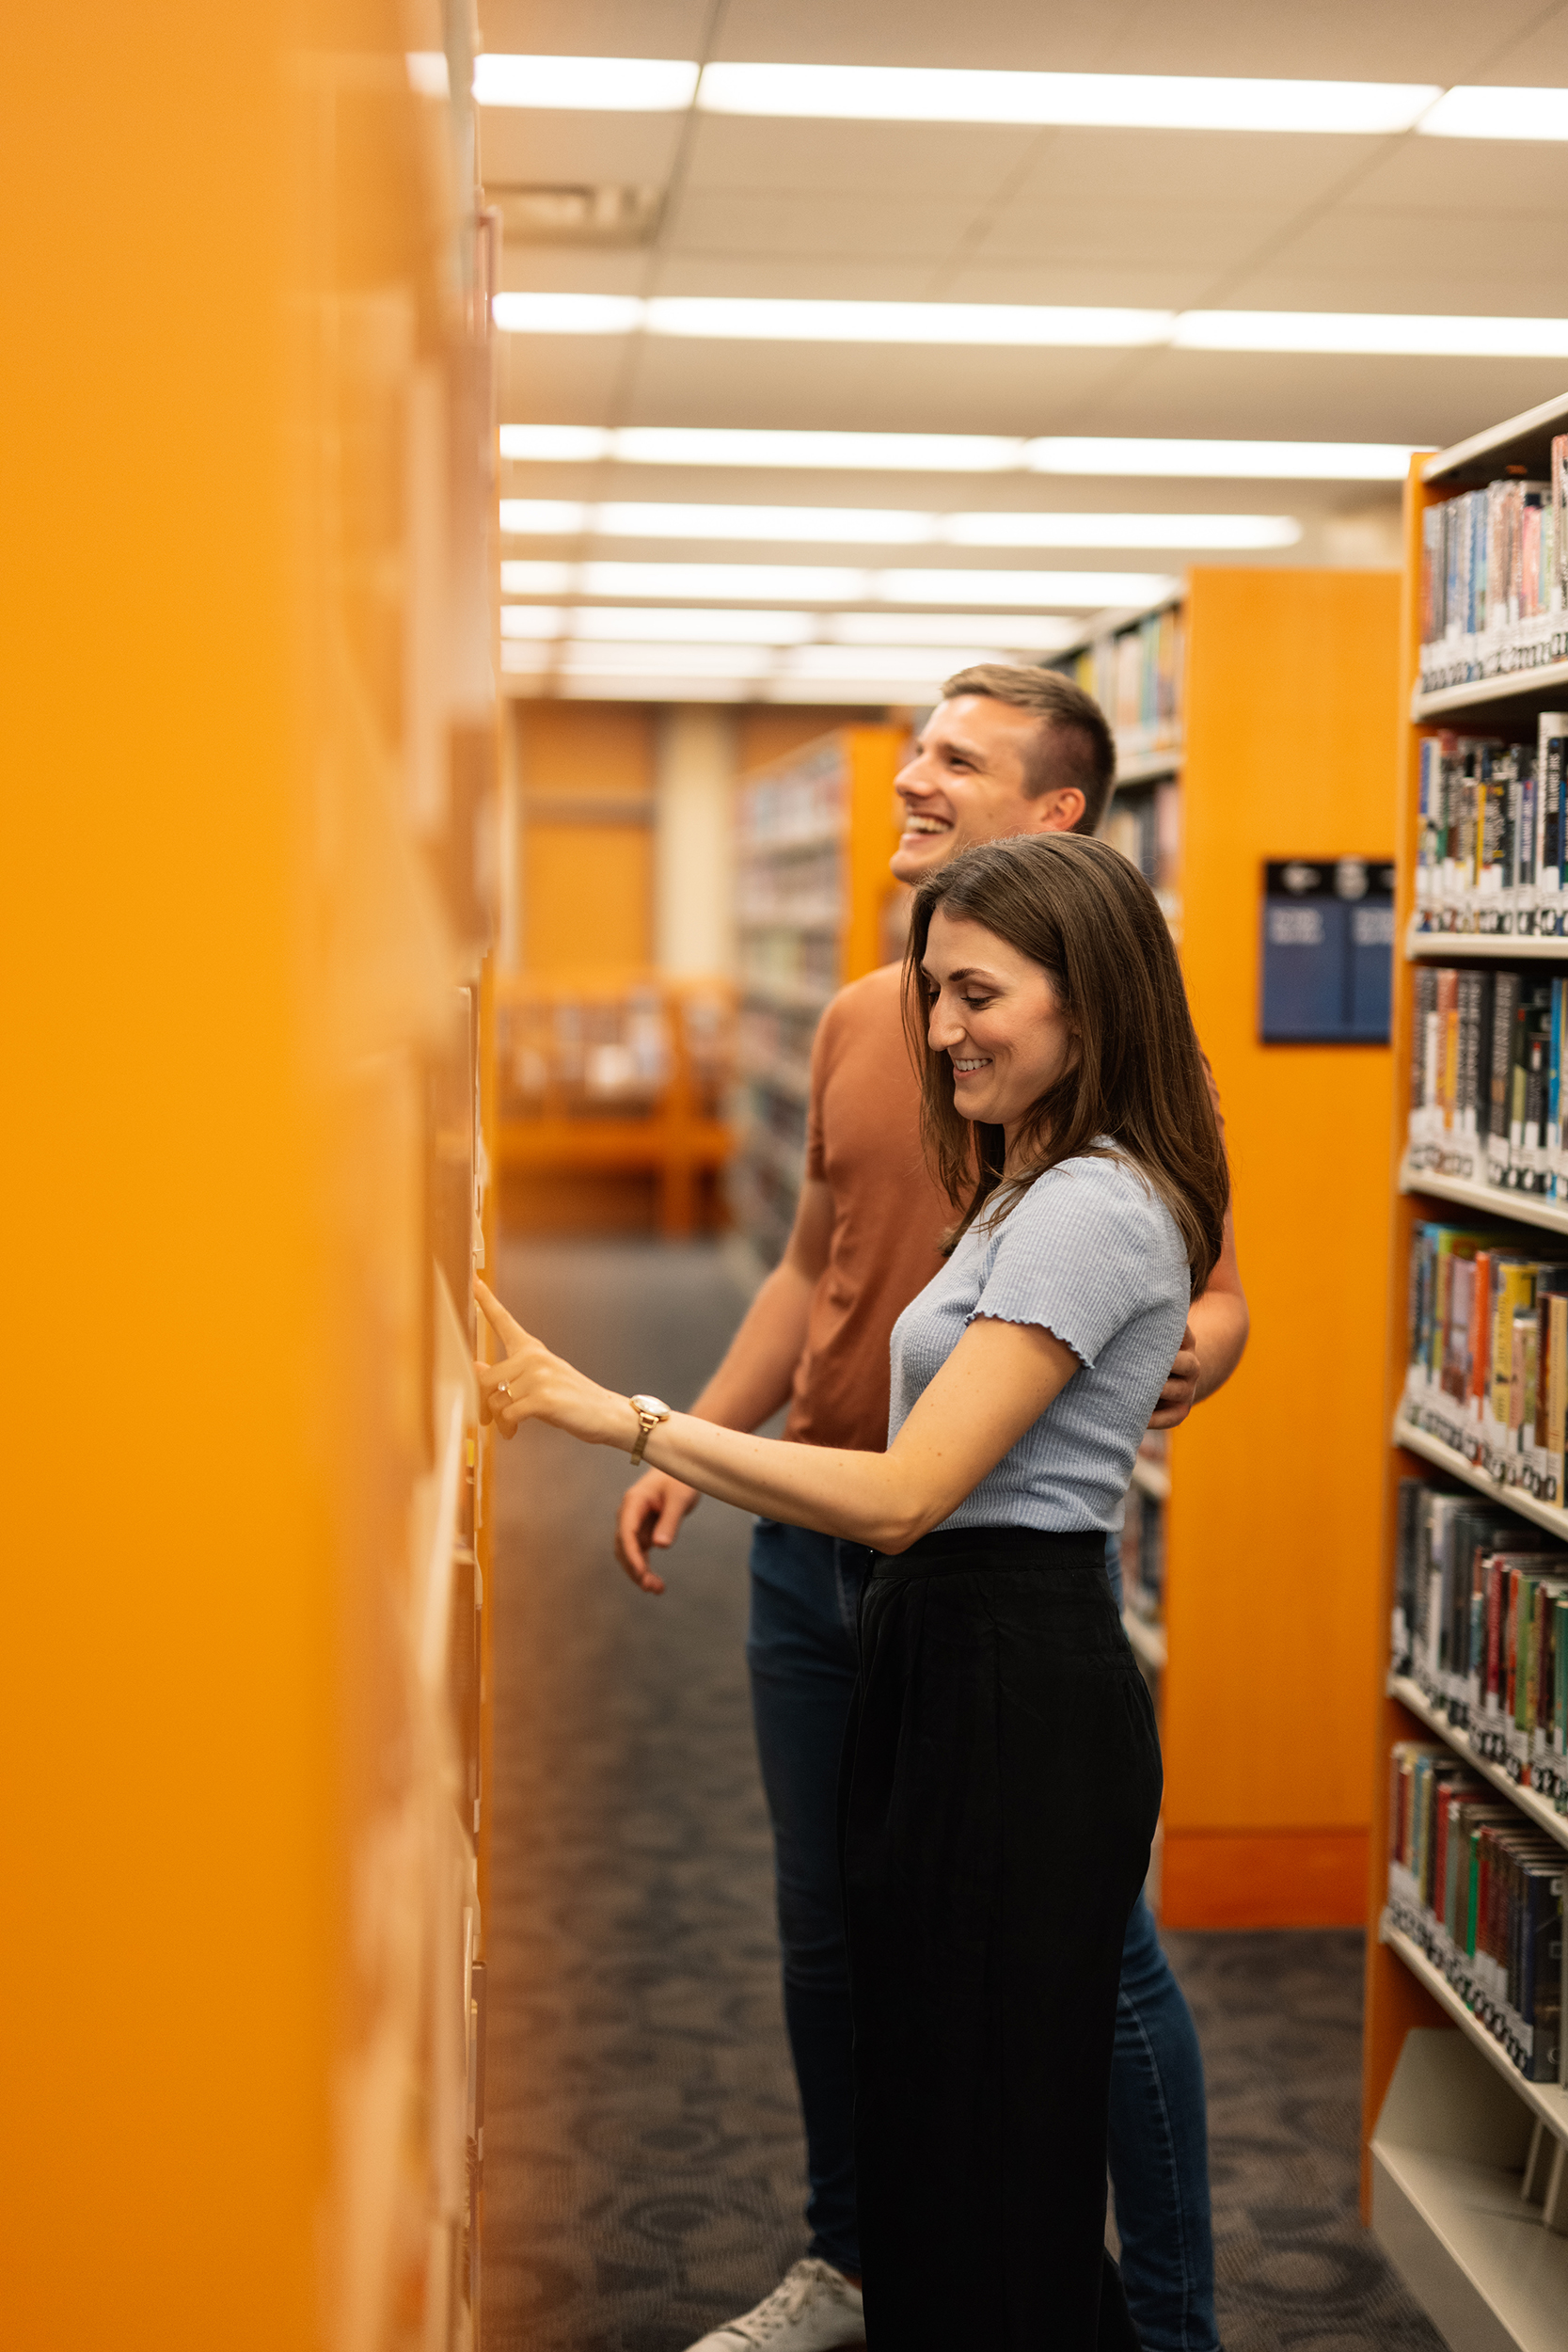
[628,1392,673,1465]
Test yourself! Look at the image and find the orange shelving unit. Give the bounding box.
[1062,567,1402,1927]
[7,9,498,2349]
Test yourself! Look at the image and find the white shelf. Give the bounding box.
[739,976,834,1016]
[1413,659,1568,724]
[1399,1156,1568,1236]
[1372,2029,1568,2352]
[1393,1415,1568,1544]
[1386,1675,1568,1854]
[1130,1453,1170,1502]
[1115,745,1182,787]
[1405,925,1568,962]
[1424,391,1568,486]
[1122,1611,1166,1672]
[737,825,844,859]
[1381,1919,1568,2149]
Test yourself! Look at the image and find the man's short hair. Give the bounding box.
[940,662,1116,834]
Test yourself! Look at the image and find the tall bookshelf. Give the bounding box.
[8,11,499,2350]
[1365,390,1568,2350]
[730,724,904,1263]
[1059,567,1402,1926]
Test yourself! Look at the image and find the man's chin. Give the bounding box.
[890,831,958,884]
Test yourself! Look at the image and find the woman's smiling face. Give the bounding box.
[921,906,1077,1147]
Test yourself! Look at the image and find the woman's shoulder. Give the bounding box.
[1010,1148,1182,1253]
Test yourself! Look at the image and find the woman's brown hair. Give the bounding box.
[902,833,1228,1293]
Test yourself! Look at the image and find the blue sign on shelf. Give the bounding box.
[1260,859,1395,1043]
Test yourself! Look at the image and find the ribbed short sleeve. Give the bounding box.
[966,1157,1173,1371]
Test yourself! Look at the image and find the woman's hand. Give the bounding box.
[472,1278,630,1450]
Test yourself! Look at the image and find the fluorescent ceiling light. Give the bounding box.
[568,606,817,643]
[580,561,874,600]
[499,605,565,638]
[783,644,1022,681]
[560,642,771,676]
[1024,437,1418,480]
[499,499,932,543]
[499,422,1421,480]
[474,54,698,109]
[499,558,1171,609]
[498,497,1299,550]
[405,51,450,97]
[942,512,1300,549]
[881,569,1177,608]
[697,62,1439,135]
[493,293,644,335]
[829,612,1078,647]
[1174,310,1568,357]
[644,297,1169,346]
[499,424,613,461]
[493,294,1568,358]
[499,500,588,534]
[1418,86,1568,139]
[608,427,1024,470]
[500,561,576,594]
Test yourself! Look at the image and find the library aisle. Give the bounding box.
[482,1237,1441,2352]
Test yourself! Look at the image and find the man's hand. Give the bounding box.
[614,1470,702,1596]
[1148,1322,1200,1430]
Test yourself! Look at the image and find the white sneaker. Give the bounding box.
[683,2258,865,2351]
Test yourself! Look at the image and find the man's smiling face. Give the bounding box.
[890,693,1087,886]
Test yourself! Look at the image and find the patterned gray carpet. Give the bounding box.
[483,1238,1444,2352]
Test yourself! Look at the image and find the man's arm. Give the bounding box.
[611,1176,835,1591]
[1148,1208,1248,1430]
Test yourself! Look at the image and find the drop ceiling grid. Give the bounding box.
[480,0,1568,595]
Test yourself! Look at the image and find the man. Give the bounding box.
[615,665,1249,2352]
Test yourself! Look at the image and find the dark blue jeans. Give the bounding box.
[746,1518,1219,2352]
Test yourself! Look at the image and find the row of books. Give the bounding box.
[1418,448,1568,692]
[738,930,838,1004]
[1412,717,1568,934]
[1103,778,1180,891]
[737,739,846,852]
[1402,1225,1568,1497]
[1407,965,1568,1195]
[1068,605,1182,755]
[1393,1480,1568,1796]
[1387,1739,1562,2084]
[736,842,842,931]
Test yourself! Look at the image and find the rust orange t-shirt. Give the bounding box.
[782,961,956,1453]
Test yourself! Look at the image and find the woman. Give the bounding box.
[475,833,1228,2349]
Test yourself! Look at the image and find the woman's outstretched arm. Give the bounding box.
[474,1278,1077,1555]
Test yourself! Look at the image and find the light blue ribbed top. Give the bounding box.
[887,1149,1190,1534]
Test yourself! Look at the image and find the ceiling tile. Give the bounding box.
[970,201,1285,280]
[713,0,1137,72]
[497,336,628,422]
[682,113,1037,196]
[480,108,685,184]
[1003,125,1378,211]
[1333,134,1568,214]
[663,186,983,262]
[479,0,711,54]
[1075,350,1568,444]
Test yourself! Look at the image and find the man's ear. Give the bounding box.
[1029,786,1086,835]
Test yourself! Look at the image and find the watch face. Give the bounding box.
[630,1393,669,1417]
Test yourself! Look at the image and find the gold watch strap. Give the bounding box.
[629,1402,665,1466]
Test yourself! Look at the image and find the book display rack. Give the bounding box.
[729,725,905,1263]
[1369,390,1568,2352]
[1056,575,1400,1928]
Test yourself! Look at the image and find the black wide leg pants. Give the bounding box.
[840,1526,1164,2351]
